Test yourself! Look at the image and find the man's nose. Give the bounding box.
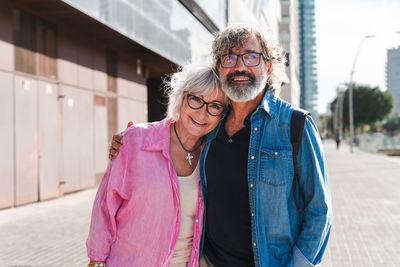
[234,55,247,71]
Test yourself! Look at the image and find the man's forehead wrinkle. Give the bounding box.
[228,43,245,54]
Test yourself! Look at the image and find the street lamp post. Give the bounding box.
[348,35,375,153]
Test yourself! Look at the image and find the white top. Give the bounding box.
[170,163,199,266]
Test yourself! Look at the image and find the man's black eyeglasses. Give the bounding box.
[220,52,267,68]
[186,94,225,116]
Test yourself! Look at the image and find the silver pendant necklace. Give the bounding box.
[173,122,202,166]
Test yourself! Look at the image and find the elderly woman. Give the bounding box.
[86,64,227,267]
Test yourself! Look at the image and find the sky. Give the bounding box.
[315,0,400,114]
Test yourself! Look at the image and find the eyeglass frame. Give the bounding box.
[186,93,225,116]
[220,52,267,68]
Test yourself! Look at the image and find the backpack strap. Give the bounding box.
[290,109,310,213]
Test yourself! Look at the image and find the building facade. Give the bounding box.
[0,0,226,209]
[387,46,400,114]
[0,0,304,209]
[228,0,281,41]
[279,0,300,108]
[299,0,318,116]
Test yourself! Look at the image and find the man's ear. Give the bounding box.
[267,61,272,75]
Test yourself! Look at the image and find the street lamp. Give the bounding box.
[348,34,375,153]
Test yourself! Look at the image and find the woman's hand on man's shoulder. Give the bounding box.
[108,121,134,160]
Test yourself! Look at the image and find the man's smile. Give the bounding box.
[227,72,255,85]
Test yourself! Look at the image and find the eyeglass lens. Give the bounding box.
[221,53,262,67]
[187,94,224,116]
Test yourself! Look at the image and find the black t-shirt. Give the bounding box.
[203,115,255,267]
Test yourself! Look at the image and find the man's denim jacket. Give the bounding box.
[199,90,332,267]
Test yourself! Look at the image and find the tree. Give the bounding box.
[330,84,393,129]
[382,115,400,135]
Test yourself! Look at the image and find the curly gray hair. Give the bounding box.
[165,64,228,120]
[211,25,286,95]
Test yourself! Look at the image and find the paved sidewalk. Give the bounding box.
[0,141,399,266]
[320,141,400,267]
[0,188,96,266]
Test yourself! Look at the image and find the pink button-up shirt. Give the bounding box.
[86,118,204,267]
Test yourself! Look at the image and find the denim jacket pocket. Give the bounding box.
[259,148,293,185]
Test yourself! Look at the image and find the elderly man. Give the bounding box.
[110,25,332,267]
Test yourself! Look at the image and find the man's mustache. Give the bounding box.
[227,71,255,83]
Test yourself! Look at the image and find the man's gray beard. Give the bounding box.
[220,74,268,102]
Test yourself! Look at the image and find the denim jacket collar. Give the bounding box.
[256,89,276,119]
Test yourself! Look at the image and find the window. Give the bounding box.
[14,9,36,75]
[14,9,57,78]
[37,19,57,78]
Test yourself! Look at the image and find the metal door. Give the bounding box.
[14,75,38,205]
[0,72,14,209]
[61,85,94,193]
[38,81,60,200]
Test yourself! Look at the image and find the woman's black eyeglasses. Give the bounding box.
[186,94,225,116]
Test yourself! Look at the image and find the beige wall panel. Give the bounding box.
[77,45,93,90]
[93,47,107,92]
[78,89,95,188]
[78,65,93,90]
[117,54,147,101]
[0,41,13,72]
[118,78,147,102]
[0,5,13,72]
[94,104,108,175]
[60,85,95,193]
[57,34,78,86]
[38,81,60,200]
[14,76,38,205]
[0,72,14,208]
[117,98,147,132]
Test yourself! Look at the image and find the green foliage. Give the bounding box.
[331,84,393,129]
[382,115,400,135]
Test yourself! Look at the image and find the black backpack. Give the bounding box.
[290,109,310,213]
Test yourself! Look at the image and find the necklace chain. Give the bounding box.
[173,122,202,153]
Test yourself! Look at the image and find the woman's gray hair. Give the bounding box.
[165,64,227,120]
[211,25,286,95]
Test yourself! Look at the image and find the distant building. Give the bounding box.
[0,0,226,208]
[279,0,300,108]
[228,0,281,42]
[386,46,400,114]
[299,0,318,117]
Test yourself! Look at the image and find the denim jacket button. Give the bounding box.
[253,243,257,247]
[254,127,258,131]
[251,212,255,216]
[274,151,278,156]
[251,156,255,160]
[250,184,254,188]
